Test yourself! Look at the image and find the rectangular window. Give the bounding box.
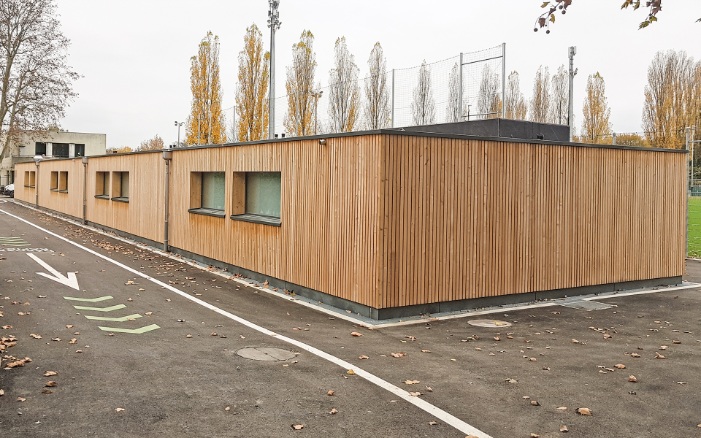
[75,144,86,157]
[188,172,225,217]
[231,171,281,226]
[95,172,109,199]
[58,171,68,192]
[24,171,36,188]
[35,142,47,155]
[111,171,129,202]
[50,171,59,191]
[53,143,69,158]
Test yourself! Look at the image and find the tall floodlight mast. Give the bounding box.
[268,0,281,139]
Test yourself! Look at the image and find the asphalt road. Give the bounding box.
[1,199,701,438]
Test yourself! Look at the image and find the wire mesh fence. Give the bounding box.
[223,44,505,139]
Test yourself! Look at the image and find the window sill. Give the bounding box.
[24,185,35,188]
[188,208,225,218]
[230,214,281,227]
[51,189,68,193]
[111,197,129,203]
[95,195,110,200]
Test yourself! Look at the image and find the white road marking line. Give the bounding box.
[27,253,80,290]
[0,208,492,438]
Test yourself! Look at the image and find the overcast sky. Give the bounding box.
[54,0,700,148]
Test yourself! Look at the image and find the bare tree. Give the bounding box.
[477,64,502,119]
[446,62,462,123]
[328,37,360,133]
[284,30,316,137]
[411,61,436,126]
[550,65,568,124]
[643,50,701,149]
[364,42,391,130]
[0,0,79,159]
[581,72,612,144]
[504,71,527,120]
[530,66,551,123]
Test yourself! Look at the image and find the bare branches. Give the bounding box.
[0,0,78,159]
[328,37,359,133]
[284,30,316,137]
[411,61,435,126]
[364,42,391,130]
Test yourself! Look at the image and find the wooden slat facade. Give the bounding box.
[14,132,686,315]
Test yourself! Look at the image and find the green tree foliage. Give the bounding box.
[284,30,316,137]
[186,32,226,146]
[236,24,269,142]
[0,0,79,159]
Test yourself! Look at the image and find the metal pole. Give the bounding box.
[82,157,88,224]
[612,132,617,145]
[568,46,577,142]
[501,43,506,119]
[391,69,395,128]
[458,52,463,122]
[268,1,281,139]
[163,150,172,252]
[686,127,691,257]
[35,163,39,207]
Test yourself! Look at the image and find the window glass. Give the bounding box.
[246,172,281,218]
[35,142,47,155]
[202,172,225,210]
[75,144,85,157]
[120,172,129,198]
[53,143,69,158]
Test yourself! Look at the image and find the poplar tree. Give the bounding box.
[504,71,528,120]
[364,42,391,129]
[328,37,360,133]
[581,72,612,144]
[411,61,436,126]
[550,65,569,124]
[530,66,551,123]
[284,30,316,137]
[236,24,269,142]
[446,63,462,123]
[477,64,502,119]
[186,31,226,145]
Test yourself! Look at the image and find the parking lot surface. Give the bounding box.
[1,199,700,437]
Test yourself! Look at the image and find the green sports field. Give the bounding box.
[688,197,701,257]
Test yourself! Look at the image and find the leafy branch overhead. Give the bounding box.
[535,0,697,32]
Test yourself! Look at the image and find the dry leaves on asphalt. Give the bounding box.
[329,408,338,415]
[292,424,304,430]
[358,355,369,360]
[44,381,57,387]
[29,333,42,339]
[390,352,406,358]
[404,379,420,385]
[350,332,363,337]
[43,371,58,377]
[628,375,638,383]
[327,390,335,396]
[576,407,592,416]
[560,424,569,432]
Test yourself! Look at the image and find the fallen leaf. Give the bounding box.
[17,396,26,402]
[350,331,363,337]
[425,385,433,392]
[673,340,681,344]
[45,381,57,388]
[428,421,438,425]
[186,334,192,338]
[421,349,431,353]
[210,332,218,337]
[0,389,4,396]
[327,390,335,396]
[506,378,518,384]
[530,400,541,406]
[42,389,53,394]
[390,352,406,358]
[660,345,668,350]
[655,352,666,359]
[329,408,338,415]
[224,406,230,411]
[43,371,58,377]
[65,325,74,329]
[630,353,641,358]
[69,338,77,344]
[493,336,501,341]
[346,369,355,375]
[75,349,83,353]
[115,408,125,412]
[292,424,304,430]
[404,379,420,385]
[571,339,580,344]
[560,424,569,432]
[30,334,42,339]
[614,364,626,369]
[628,375,638,383]
[358,355,369,360]
[557,406,567,411]
[576,407,592,416]
[409,391,422,397]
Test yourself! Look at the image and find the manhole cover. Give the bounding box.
[467,319,512,328]
[236,347,296,362]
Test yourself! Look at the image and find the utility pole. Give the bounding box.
[568,46,577,142]
[268,0,281,139]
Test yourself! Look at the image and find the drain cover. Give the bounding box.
[467,319,512,328]
[236,347,296,362]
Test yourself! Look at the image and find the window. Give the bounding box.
[24,171,36,188]
[231,172,281,226]
[111,172,129,202]
[50,171,59,191]
[35,142,47,156]
[58,171,68,192]
[189,172,225,217]
[95,172,109,199]
[50,171,68,192]
[53,143,69,158]
[75,144,85,157]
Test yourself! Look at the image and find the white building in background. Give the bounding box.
[1,130,107,186]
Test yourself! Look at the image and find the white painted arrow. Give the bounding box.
[27,253,80,290]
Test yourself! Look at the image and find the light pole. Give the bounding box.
[174,121,184,148]
[568,46,578,142]
[268,0,281,139]
[311,90,323,135]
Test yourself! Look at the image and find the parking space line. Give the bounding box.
[0,205,492,437]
